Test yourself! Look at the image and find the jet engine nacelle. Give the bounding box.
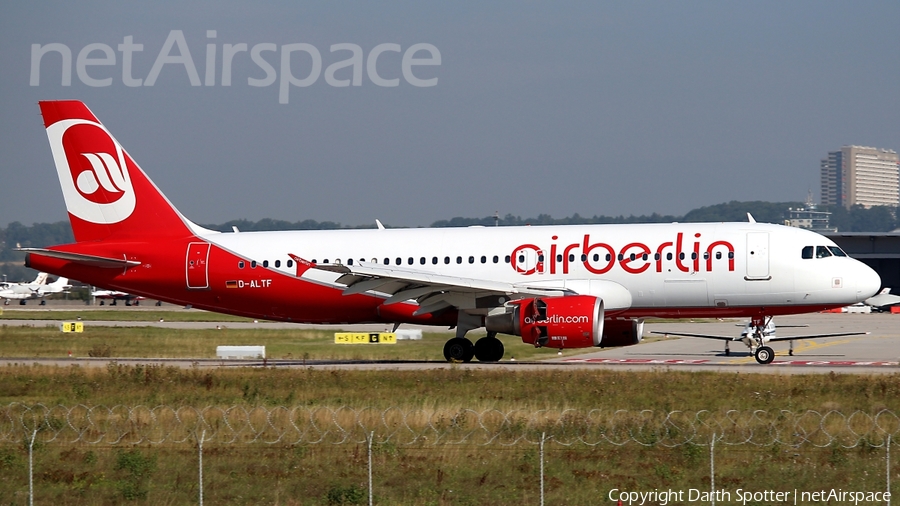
[599,318,644,347]
[485,295,604,349]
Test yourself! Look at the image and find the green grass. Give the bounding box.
[1,321,898,504]
[1,361,898,413]
[1,443,892,505]
[0,365,897,504]
[0,309,258,322]
[0,324,589,362]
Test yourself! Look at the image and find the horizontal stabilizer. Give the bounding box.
[19,248,141,269]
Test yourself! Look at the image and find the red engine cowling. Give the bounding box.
[485,295,604,348]
[599,318,644,347]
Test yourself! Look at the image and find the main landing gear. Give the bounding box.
[442,333,505,363]
[443,313,505,362]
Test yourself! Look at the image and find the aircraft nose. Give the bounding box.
[853,261,881,302]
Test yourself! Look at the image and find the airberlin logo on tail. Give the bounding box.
[77,152,127,202]
[46,119,136,224]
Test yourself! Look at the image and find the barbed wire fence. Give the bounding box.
[2,404,898,505]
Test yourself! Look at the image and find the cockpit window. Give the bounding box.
[801,246,813,259]
[815,246,832,258]
[828,246,848,257]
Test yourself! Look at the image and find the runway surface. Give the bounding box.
[2,305,899,373]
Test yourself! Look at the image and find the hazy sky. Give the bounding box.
[2,2,898,228]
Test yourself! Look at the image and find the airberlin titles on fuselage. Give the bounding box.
[510,232,736,276]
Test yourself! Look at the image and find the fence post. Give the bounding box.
[368,431,374,506]
[28,429,37,506]
[199,429,205,506]
[540,432,546,506]
[710,432,716,506]
[887,434,891,506]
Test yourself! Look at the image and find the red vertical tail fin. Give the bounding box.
[40,100,195,242]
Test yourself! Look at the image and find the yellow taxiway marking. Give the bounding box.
[725,337,864,365]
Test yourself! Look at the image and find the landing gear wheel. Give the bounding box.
[754,346,775,365]
[443,338,475,362]
[474,336,505,362]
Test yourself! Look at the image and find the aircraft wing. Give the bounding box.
[314,261,569,315]
[765,331,869,342]
[650,331,740,341]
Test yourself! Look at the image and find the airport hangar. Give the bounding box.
[828,232,900,290]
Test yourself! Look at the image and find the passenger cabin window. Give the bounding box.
[347,259,353,266]
[251,261,257,268]
[287,260,294,268]
[238,261,245,269]
[802,246,813,259]
[815,246,831,258]
[275,260,281,268]
[263,260,269,267]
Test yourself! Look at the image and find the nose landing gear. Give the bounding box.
[751,315,775,365]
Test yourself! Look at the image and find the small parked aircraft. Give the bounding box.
[0,273,70,305]
[651,316,868,364]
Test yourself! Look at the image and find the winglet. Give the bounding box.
[747,213,757,223]
[287,254,316,277]
[376,219,385,230]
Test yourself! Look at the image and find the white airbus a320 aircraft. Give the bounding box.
[22,101,881,364]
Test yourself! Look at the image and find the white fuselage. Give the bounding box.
[201,221,879,316]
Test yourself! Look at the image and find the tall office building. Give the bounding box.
[820,145,899,209]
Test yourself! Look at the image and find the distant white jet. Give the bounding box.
[0,273,70,305]
[91,288,148,306]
